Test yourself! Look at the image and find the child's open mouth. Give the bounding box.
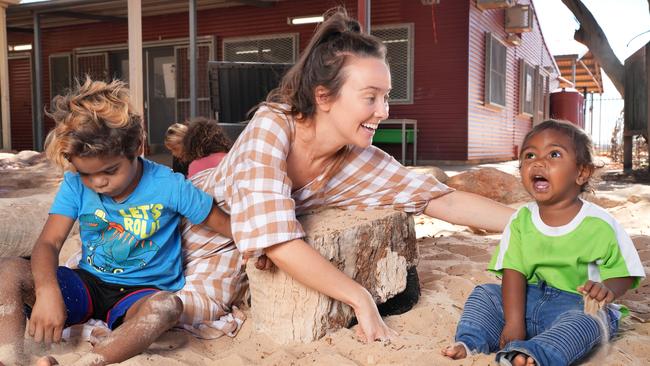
[532,175,550,192]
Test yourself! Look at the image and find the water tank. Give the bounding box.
[550,88,585,128]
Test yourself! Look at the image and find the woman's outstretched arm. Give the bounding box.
[264,238,396,342]
[425,190,514,232]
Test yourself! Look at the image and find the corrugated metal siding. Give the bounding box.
[467,0,559,161]
[8,55,33,151]
[386,0,469,161]
[7,0,538,161]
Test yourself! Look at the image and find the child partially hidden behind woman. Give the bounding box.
[0,78,231,366]
[443,120,645,366]
[164,117,232,177]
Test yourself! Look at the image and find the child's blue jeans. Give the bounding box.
[454,282,619,366]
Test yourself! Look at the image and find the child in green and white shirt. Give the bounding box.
[443,120,645,366]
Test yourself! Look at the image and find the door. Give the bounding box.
[8,54,34,151]
[175,44,212,122]
[145,47,176,153]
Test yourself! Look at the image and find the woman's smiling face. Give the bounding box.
[321,56,391,149]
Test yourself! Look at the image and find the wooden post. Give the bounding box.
[623,134,633,171]
[646,44,650,171]
[0,5,9,150]
[0,2,16,150]
[128,0,144,117]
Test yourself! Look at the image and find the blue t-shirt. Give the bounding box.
[50,158,213,291]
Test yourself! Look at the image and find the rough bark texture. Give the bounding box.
[561,0,625,97]
[246,208,417,344]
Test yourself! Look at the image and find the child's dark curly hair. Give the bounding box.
[165,117,232,163]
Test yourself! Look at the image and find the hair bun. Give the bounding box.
[346,20,361,33]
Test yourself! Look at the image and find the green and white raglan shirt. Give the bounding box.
[489,200,645,314]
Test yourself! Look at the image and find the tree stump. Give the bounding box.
[246,208,418,343]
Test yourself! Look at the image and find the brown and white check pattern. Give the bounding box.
[177,104,452,338]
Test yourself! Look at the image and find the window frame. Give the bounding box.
[222,33,298,63]
[49,53,72,100]
[371,23,414,104]
[484,32,507,109]
[518,58,535,116]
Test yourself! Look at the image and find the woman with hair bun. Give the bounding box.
[179,7,514,342]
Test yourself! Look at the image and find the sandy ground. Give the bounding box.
[1,154,649,365]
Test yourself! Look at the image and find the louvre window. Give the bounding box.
[485,32,506,108]
[372,24,413,104]
[223,34,297,63]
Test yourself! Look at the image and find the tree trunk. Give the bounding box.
[560,0,625,97]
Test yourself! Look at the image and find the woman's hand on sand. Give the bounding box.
[499,321,526,348]
[353,289,398,343]
[578,280,615,304]
[29,285,66,345]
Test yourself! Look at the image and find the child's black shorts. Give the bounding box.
[26,267,160,329]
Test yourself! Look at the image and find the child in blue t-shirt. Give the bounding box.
[442,120,645,366]
[0,78,231,366]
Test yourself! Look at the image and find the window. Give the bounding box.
[49,53,71,99]
[484,32,506,108]
[372,24,414,104]
[75,52,108,82]
[519,59,535,115]
[223,34,297,63]
[533,66,550,124]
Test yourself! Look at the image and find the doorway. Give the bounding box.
[145,46,176,153]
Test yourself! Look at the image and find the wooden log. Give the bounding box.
[246,208,417,343]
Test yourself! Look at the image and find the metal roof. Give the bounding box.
[554,52,603,94]
[7,0,279,30]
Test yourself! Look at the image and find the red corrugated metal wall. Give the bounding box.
[467,0,559,161]
[8,0,471,160]
[7,0,556,161]
[385,0,470,161]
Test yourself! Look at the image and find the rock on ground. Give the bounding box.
[445,167,530,204]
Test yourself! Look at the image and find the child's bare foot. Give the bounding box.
[36,356,59,366]
[510,354,535,366]
[441,343,467,359]
[500,352,536,366]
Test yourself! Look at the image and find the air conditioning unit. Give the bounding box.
[506,5,533,33]
[476,0,515,11]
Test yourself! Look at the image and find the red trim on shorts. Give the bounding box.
[104,288,159,325]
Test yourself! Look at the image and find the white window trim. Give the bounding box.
[222,33,298,63]
[484,32,507,109]
[372,23,414,105]
[519,58,535,116]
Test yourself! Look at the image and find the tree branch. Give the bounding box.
[561,0,625,96]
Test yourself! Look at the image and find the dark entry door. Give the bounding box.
[8,54,34,151]
[145,46,176,153]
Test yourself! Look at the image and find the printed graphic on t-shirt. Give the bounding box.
[81,208,160,274]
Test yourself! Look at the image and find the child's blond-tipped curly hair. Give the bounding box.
[44,77,144,169]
